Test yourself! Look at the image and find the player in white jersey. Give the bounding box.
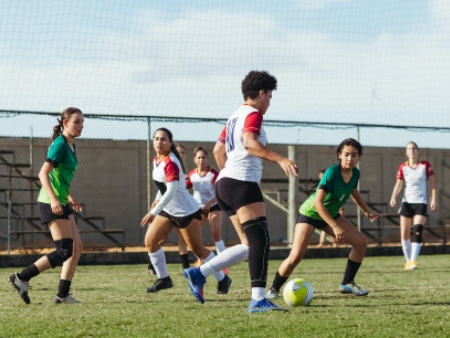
[184,70,298,313]
[390,141,437,270]
[187,147,226,265]
[140,128,231,294]
[147,144,191,274]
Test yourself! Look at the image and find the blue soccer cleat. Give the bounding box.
[247,298,287,313]
[183,267,206,304]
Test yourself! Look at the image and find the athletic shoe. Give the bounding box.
[265,288,280,299]
[247,298,287,313]
[146,277,173,293]
[183,267,206,304]
[193,259,201,267]
[410,260,418,270]
[404,261,412,270]
[8,273,30,304]
[147,263,156,275]
[54,295,81,304]
[216,275,232,295]
[339,282,369,296]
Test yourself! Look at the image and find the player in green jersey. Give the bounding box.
[266,138,381,297]
[9,107,84,304]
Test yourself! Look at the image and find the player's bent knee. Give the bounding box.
[412,224,423,243]
[46,238,74,268]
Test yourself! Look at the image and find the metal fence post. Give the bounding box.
[288,145,298,244]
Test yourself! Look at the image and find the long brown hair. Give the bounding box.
[52,107,83,140]
[154,127,187,173]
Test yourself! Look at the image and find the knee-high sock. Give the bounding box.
[242,217,270,289]
[148,248,168,279]
[200,244,249,277]
[401,239,411,262]
[411,242,421,261]
[201,251,224,282]
[215,240,226,254]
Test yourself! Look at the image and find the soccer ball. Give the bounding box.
[283,278,314,307]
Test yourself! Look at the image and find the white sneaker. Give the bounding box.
[265,288,280,299]
[54,295,81,304]
[9,273,30,304]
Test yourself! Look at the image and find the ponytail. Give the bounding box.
[51,107,83,140]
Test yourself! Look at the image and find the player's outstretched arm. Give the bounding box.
[351,189,381,222]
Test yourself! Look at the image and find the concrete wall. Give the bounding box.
[1,136,449,250]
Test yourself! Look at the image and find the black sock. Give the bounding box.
[57,279,72,298]
[342,259,362,285]
[271,271,289,292]
[179,254,190,269]
[17,264,40,282]
[242,216,269,288]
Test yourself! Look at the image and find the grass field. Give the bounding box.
[1,255,449,338]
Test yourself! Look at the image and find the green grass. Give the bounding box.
[1,255,449,338]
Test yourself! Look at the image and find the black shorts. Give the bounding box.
[215,177,264,216]
[159,209,202,229]
[209,203,222,213]
[296,213,341,229]
[399,202,427,218]
[38,202,73,225]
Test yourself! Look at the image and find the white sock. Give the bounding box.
[251,287,265,301]
[215,240,226,254]
[401,239,411,262]
[411,242,421,261]
[149,248,168,279]
[201,251,224,282]
[199,244,249,278]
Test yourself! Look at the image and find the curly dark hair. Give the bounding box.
[241,70,277,100]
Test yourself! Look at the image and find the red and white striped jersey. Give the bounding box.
[216,105,266,182]
[397,160,434,204]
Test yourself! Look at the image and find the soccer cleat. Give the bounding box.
[8,273,30,304]
[216,275,232,295]
[247,298,287,313]
[404,261,412,270]
[146,277,173,293]
[147,263,157,275]
[54,295,81,304]
[339,282,369,296]
[410,260,418,270]
[183,267,206,304]
[265,288,280,299]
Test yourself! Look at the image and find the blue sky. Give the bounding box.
[1,0,450,147]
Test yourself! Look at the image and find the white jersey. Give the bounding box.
[397,160,434,204]
[217,105,266,182]
[187,168,219,208]
[153,153,200,217]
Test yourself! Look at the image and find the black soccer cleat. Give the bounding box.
[146,277,174,293]
[216,275,232,295]
[9,273,31,304]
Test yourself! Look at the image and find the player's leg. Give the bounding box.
[335,217,369,296]
[55,214,83,303]
[267,222,315,298]
[193,213,208,267]
[317,231,327,247]
[399,203,414,269]
[209,209,226,254]
[145,216,175,293]
[410,211,426,269]
[173,227,190,270]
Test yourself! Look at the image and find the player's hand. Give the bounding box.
[365,211,381,222]
[202,205,211,215]
[389,197,396,208]
[140,212,155,227]
[69,198,83,213]
[331,224,347,242]
[278,158,298,177]
[50,198,63,215]
[430,199,437,211]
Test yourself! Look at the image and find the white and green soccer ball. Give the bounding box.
[283,278,314,307]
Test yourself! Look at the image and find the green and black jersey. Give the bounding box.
[300,163,359,221]
[37,135,78,206]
